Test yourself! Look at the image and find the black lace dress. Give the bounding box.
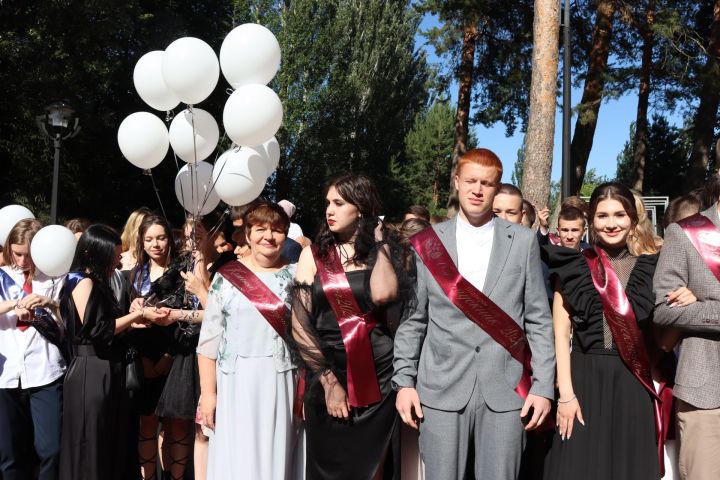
[125,256,201,420]
[542,246,660,480]
[302,270,399,480]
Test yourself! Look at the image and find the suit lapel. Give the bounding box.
[435,218,458,267]
[703,205,720,229]
[482,219,514,296]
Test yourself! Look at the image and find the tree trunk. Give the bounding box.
[687,0,720,190]
[631,0,655,193]
[446,19,477,216]
[522,0,560,212]
[569,0,616,194]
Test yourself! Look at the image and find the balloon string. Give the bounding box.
[206,208,230,240]
[198,132,229,213]
[172,146,194,252]
[148,169,168,220]
[188,105,201,254]
[188,104,198,208]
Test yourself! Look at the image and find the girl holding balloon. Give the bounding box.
[0,218,66,480]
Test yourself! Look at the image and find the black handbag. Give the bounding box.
[124,347,144,391]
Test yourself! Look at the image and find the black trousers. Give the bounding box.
[0,378,63,480]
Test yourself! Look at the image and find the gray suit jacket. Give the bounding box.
[393,217,555,412]
[653,205,720,409]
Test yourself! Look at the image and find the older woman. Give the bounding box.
[197,202,300,480]
[0,219,65,480]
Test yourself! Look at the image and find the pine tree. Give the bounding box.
[394,102,456,214]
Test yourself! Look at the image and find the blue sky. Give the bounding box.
[415,13,684,185]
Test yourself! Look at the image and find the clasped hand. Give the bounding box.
[321,371,351,420]
[521,393,552,431]
[129,298,171,327]
[15,293,54,312]
[666,286,697,308]
[14,294,55,322]
[180,271,208,298]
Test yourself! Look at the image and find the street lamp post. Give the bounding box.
[36,101,81,225]
[561,0,572,200]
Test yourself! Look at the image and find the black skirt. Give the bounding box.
[544,349,660,480]
[303,328,398,480]
[59,346,131,480]
[155,350,200,419]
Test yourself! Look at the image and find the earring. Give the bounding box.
[358,213,362,219]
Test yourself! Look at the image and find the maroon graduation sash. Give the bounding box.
[218,261,307,418]
[218,261,287,338]
[677,212,720,282]
[312,245,381,407]
[410,227,533,400]
[583,248,664,474]
[548,232,561,246]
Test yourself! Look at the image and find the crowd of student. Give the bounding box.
[0,147,718,480]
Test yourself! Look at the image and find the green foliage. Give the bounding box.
[0,0,428,233]
[416,0,535,136]
[0,0,233,227]
[616,115,692,198]
[579,168,609,197]
[393,101,455,214]
[268,0,429,230]
[511,145,525,187]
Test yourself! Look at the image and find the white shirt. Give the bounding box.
[456,216,495,292]
[0,266,66,389]
[288,222,304,240]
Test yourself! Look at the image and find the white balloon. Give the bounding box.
[212,148,267,206]
[223,84,283,147]
[118,112,169,169]
[30,225,77,277]
[0,205,35,247]
[133,51,181,111]
[162,37,219,105]
[220,23,281,88]
[174,161,221,215]
[169,108,219,163]
[252,136,280,176]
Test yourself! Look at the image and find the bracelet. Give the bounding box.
[557,395,577,404]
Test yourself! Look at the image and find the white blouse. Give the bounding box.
[0,266,66,389]
[197,263,296,374]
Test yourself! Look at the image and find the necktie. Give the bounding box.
[16,272,32,332]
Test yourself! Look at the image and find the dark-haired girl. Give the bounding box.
[292,174,408,479]
[59,225,169,480]
[542,183,665,480]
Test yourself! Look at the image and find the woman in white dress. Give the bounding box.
[197,202,301,480]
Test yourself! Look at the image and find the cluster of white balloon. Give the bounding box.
[117,24,284,215]
[0,205,76,278]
